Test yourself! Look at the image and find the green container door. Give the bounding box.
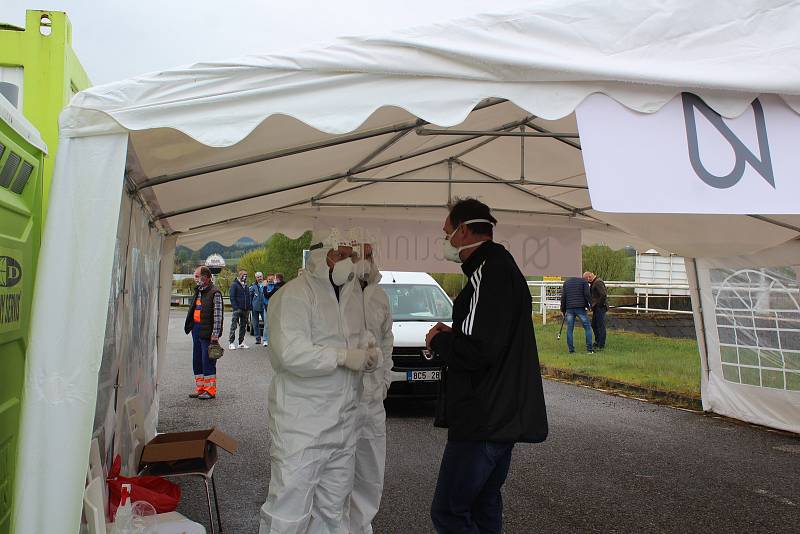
[0,117,43,534]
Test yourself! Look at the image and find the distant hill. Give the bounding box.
[174,238,264,273]
[235,236,257,246]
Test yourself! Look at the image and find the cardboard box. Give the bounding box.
[139,428,239,473]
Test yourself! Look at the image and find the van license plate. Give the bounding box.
[407,370,441,381]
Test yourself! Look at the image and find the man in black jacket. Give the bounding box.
[560,276,594,353]
[425,198,548,534]
[228,270,251,350]
[584,271,608,351]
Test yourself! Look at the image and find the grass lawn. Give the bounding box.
[534,319,702,397]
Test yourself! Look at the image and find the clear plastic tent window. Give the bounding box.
[711,266,800,391]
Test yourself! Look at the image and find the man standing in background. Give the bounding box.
[185,266,223,399]
[250,272,268,346]
[261,273,279,346]
[229,269,251,350]
[560,276,594,354]
[584,271,608,351]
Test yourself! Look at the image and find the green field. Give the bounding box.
[534,319,702,396]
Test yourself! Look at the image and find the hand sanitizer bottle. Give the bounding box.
[112,483,133,534]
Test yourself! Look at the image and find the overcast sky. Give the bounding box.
[0,0,527,86]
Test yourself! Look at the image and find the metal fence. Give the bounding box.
[528,280,693,325]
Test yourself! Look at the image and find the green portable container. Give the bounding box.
[0,97,45,534]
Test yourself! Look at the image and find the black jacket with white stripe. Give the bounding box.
[430,240,548,443]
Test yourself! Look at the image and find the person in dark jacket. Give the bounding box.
[229,270,251,349]
[184,266,223,399]
[425,198,548,534]
[560,276,594,353]
[261,273,285,345]
[250,272,268,346]
[584,271,608,351]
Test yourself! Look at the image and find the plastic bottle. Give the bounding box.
[112,483,134,534]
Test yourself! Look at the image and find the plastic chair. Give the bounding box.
[126,395,223,534]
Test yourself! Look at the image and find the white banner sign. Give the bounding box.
[311,217,581,276]
[576,93,800,214]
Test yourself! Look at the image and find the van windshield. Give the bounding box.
[380,284,453,322]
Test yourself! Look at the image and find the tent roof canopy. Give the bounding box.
[60,0,800,253]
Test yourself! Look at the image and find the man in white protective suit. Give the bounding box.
[347,232,394,534]
[259,228,379,534]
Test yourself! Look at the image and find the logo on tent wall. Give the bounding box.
[682,94,775,190]
[523,237,550,269]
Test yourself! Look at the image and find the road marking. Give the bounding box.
[755,489,797,507]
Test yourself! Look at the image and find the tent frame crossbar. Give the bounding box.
[453,159,583,215]
[345,176,587,188]
[525,121,582,150]
[309,201,580,218]
[747,215,800,233]
[136,98,508,191]
[173,159,455,235]
[417,127,579,138]
[156,115,535,221]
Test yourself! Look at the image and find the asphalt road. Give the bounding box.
[159,310,800,533]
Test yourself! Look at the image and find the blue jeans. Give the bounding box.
[192,323,216,376]
[251,308,265,342]
[592,306,607,349]
[431,440,514,534]
[566,307,593,352]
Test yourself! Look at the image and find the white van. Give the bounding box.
[379,271,453,399]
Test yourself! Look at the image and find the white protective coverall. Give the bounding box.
[260,243,366,534]
[348,262,394,534]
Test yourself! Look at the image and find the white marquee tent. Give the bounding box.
[13,1,800,531]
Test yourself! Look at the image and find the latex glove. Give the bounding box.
[337,349,368,371]
[359,331,377,350]
[363,346,380,373]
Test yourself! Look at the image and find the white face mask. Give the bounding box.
[442,219,495,263]
[331,259,355,286]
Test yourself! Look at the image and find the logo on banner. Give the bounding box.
[682,93,775,190]
[523,237,550,269]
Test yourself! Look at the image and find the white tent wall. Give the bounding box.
[92,190,133,473]
[155,235,178,426]
[695,240,800,433]
[13,133,129,533]
[113,199,163,474]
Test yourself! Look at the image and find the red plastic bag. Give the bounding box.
[107,455,181,520]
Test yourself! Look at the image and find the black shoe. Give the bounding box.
[587,350,595,354]
[568,350,575,354]
[189,391,200,398]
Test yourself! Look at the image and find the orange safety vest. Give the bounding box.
[193,296,202,323]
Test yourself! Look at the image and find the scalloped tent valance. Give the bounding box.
[63,0,800,146]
